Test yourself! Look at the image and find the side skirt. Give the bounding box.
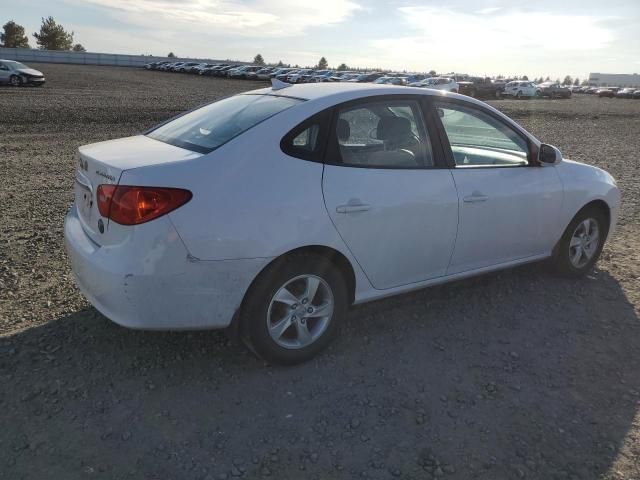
[353,253,551,305]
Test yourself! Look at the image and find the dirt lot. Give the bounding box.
[1,64,639,480]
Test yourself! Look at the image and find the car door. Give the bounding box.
[430,99,564,274]
[0,62,10,83]
[322,95,459,290]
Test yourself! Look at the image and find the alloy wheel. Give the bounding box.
[267,274,334,349]
[569,218,600,268]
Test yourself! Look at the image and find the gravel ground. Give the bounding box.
[1,64,639,480]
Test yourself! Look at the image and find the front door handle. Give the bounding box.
[463,193,488,203]
[336,203,371,214]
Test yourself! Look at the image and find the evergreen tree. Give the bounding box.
[33,16,74,50]
[1,20,29,48]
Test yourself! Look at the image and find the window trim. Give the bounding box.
[323,94,449,170]
[428,97,538,169]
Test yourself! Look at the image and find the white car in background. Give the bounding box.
[411,76,458,92]
[502,81,541,98]
[0,59,46,86]
[65,82,619,365]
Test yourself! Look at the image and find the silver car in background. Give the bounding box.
[0,60,46,87]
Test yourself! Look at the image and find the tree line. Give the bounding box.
[1,17,85,52]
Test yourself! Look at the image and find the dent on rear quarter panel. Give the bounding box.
[123,113,357,263]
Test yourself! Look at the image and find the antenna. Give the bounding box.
[271,78,292,90]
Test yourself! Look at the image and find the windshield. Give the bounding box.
[147,94,303,154]
[8,61,28,69]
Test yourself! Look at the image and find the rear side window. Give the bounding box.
[330,99,434,168]
[281,110,331,162]
[148,94,303,154]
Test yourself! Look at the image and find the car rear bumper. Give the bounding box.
[64,205,269,330]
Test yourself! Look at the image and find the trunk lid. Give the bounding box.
[74,135,201,245]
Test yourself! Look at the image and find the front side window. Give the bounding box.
[332,99,433,168]
[148,94,303,153]
[434,102,529,167]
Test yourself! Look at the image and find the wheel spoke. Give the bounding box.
[583,246,595,259]
[270,314,293,339]
[303,277,321,303]
[581,219,592,236]
[272,286,299,306]
[307,302,332,318]
[570,246,583,266]
[570,236,582,248]
[295,321,312,346]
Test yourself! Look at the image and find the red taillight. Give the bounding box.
[96,185,192,225]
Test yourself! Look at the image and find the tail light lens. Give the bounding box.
[96,185,192,225]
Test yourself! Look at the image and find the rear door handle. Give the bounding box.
[336,203,371,214]
[463,194,488,203]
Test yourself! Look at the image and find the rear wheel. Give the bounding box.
[552,207,607,276]
[240,253,347,365]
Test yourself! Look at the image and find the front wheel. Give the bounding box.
[552,207,607,276]
[240,253,347,365]
[9,75,23,87]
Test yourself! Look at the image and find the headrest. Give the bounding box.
[336,118,350,142]
[377,116,412,141]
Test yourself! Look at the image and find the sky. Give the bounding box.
[2,0,639,80]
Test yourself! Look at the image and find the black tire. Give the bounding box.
[552,206,608,276]
[239,253,348,365]
[9,75,23,87]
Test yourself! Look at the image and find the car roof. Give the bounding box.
[248,82,467,103]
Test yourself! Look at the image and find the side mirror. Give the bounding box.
[538,143,562,166]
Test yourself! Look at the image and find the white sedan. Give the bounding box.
[410,76,458,92]
[65,82,620,364]
[501,81,541,98]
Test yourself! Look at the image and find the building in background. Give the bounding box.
[588,73,640,87]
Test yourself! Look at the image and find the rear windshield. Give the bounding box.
[148,94,303,153]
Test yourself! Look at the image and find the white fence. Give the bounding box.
[0,47,237,68]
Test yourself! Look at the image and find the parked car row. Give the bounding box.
[143,61,460,89]
[571,85,640,98]
[142,61,640,100]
